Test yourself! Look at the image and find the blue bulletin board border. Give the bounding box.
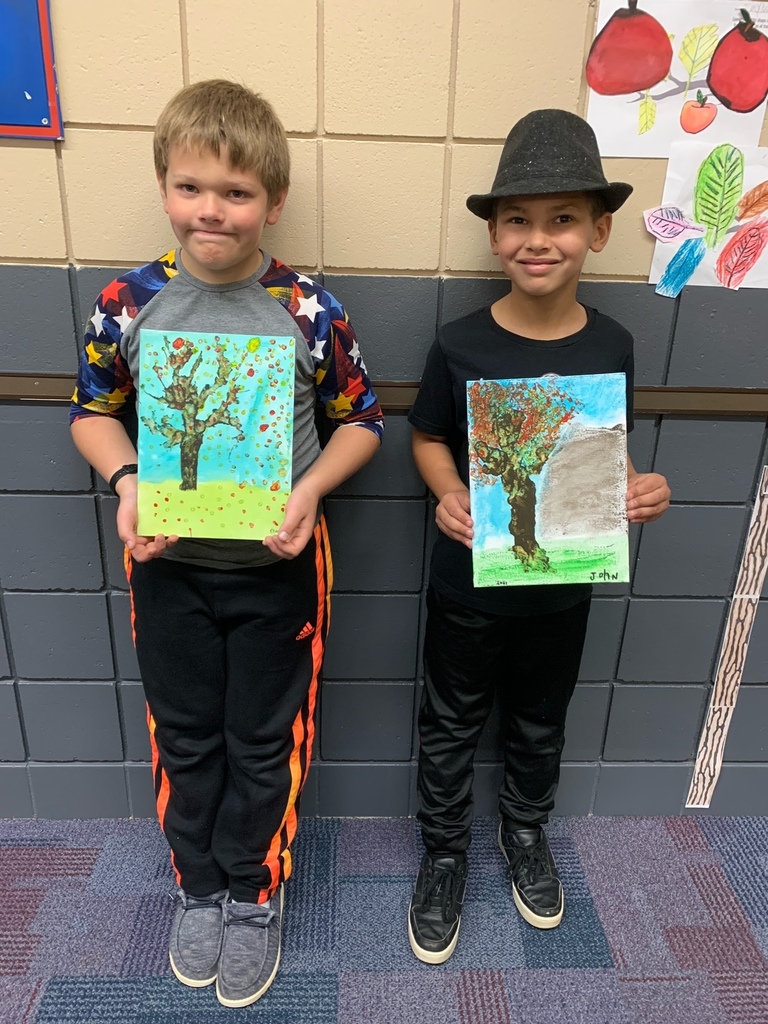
[0,0,63,140]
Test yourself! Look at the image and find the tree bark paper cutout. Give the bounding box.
[686,465,768,809]
[467,374,628,588]
[137,330,295,540]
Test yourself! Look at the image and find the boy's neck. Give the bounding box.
[491,284,587,341]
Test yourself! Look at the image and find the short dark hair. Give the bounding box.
[586,190,611,219]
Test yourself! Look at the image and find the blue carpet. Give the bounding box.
[1,816,767,1023]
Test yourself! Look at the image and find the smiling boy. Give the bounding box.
[70,80,382,1006]
[406,109,670,963]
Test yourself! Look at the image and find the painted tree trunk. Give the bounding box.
[179,433,203,491]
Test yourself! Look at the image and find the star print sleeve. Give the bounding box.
[313,298,384,441]
[70,286,135,424]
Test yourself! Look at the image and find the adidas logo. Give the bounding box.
[295,621,315,641]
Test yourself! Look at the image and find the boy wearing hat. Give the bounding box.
[406,109,670,964]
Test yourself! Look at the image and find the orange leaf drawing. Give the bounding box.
[715,216,768,289]
[737,180,768,221]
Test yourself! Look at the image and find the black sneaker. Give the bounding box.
[408,852,468,964]
[498,822,563,929]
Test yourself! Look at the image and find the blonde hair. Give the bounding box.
[154,80,290,203]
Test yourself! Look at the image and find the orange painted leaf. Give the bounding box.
[737,180,768,221]
[715,216,768,289]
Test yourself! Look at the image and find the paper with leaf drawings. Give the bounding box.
[585,1,768,158]
[467,374,629,588]
[647,141,768,295]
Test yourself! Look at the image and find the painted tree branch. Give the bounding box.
[628,75,709,103]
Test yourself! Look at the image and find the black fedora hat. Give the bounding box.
[466,109,633,219]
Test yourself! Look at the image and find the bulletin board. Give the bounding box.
[0,0,63,140]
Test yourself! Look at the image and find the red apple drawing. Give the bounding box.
[680,91,718,133]
[586,0,673,95]
[707,9,768,113]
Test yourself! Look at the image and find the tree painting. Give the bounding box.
[467,374,629,588]
[137,330,295,541]
[468,378,581,572]
[142,334,247,490]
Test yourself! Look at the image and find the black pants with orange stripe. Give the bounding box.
[126,521,332,903]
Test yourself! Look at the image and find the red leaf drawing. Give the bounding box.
[715,216,768,289]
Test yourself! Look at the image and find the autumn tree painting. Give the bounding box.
[141,334,246,490]
[467,379,582,571]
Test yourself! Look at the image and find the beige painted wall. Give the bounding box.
[3,0,768,277]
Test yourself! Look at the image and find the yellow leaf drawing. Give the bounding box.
[639,93,657,136]
[679,24,719,87]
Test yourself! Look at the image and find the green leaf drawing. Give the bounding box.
[679,23,719,94]
[638,92,657,135]
[694,144,745,248]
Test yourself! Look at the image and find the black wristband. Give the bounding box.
[109,464,138,494]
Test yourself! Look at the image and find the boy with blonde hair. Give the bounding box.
[407,109,669,964]
[71,79,382,1006]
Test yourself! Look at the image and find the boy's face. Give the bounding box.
[159,144,286,284]
[488,193,611,299]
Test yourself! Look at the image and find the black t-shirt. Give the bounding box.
[408,304,635,616]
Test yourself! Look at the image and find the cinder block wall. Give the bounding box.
[1,0,767,818]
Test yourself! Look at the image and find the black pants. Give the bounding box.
[126,520,332,902]
[417,586,591,854]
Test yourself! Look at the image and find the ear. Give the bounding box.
[157,172,169,213]
[266,190,288,226]
[589,212,613,254]
[488,217,499,255]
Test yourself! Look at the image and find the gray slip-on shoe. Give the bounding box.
[216,885,284,1007]
[169,888,227,987]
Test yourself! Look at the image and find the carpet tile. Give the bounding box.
[0,816,766,1024]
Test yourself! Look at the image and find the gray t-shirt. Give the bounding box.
[71,249,383,569]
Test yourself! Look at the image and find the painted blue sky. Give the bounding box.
[138,331,295,488]
[469,372,626,547]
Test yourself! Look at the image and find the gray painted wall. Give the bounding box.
[1,267,767,818]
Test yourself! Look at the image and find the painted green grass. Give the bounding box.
[138,479,289,540]
[473,534,629,588]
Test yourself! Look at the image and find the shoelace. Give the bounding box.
[506,838,549,884]
[225,901,276,929]
[170,890,226,912]
[422,864,462,923]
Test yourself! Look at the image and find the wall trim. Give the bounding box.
[3,373,768,417]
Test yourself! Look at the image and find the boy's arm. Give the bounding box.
[263,425,380,559]
[71,414,178,562]
[626,454,670,523]
[412,428,474,549]
[264,295,383,560]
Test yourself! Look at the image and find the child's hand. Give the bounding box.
[626,472,670,524]
[436,489,474,548]
[115,478,178,562]
[263,481,320,560]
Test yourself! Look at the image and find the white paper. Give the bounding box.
[586,1,768,158]
[649,141,768,289]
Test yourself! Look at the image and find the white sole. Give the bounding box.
[216,885,283,1008]
[407,912,460,964]
[169,952,216,988]
[498,828,564,929]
